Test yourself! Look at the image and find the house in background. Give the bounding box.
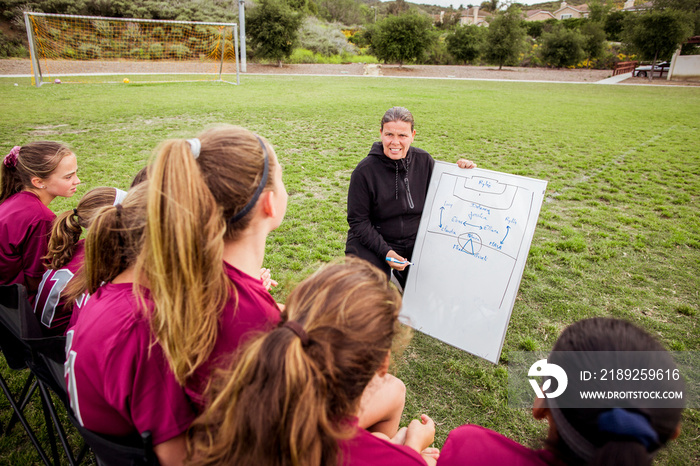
[622,0,653,12]
[553,2,589,19]
[524,2,589,22]
[525,9,556,21]
[459,6,492,26]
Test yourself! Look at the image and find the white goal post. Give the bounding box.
[24,12,240,87]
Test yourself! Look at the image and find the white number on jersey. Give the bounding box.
[64,330,84,426]
[35,268,74,327]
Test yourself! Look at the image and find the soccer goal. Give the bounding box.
[24,12,239,87]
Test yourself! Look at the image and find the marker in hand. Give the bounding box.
[386,257,414,266]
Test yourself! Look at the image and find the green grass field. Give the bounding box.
[1,74,699,464]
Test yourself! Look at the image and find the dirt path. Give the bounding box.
[1,59,698,86]
[245,63,613,83]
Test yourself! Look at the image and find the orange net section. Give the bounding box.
[26,13,238,84]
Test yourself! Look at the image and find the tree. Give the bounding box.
[436,11,462,30]
[622,9,693,80]
[539,24,585,68]
[653,0,700,35]
[581,21,607,61]
[483,6,527,70]
[298,17,354,56]
[480,0,500,12]
[588,0,613,24]
[446,25,485,64]
[317,0,366,26]
[387,0,409,16]
[371,12,435,67]
[604,10,630,41]
[247,0,303,67]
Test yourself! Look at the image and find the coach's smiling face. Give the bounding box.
[380,120,415,161]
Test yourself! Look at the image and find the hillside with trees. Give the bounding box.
[0,0,697,72]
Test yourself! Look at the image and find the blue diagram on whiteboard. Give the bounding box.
[428,173,526,308]
[402,163,547,364]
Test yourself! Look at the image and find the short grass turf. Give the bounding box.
[0,74,698,464]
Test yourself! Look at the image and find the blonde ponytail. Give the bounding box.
[137,139,229,385]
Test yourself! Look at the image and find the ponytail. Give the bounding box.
[191,326,345,466]
[45,209,82,269]
[137,139,229,385]
[83,205,127,291]
[591,441,651,466]
[63,185,147,307]
[1,146,24,202]
[45,187,122,269]
[189,258,402,466]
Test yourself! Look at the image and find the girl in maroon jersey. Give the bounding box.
[188,258,438,466]
[65,183,196,465]
[66,126,405,465]
[66,127,299,464]
[34,186,126,335]
[143,125,406,433]
[437,318,684,466]
[0,142,80,297]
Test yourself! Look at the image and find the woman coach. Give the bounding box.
[345,107,476,289]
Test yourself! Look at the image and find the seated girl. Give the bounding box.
[437,318,684,466]
[34,187,127,335]
[188,258,438,466]
[0,142,80,297]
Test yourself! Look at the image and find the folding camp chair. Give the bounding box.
[2,283,160,465]
[0,283,58,465]
[40,339,159,466]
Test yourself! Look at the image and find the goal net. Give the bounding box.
[24,12,239,87]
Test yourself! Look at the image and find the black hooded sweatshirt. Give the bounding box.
[345,141,435,262]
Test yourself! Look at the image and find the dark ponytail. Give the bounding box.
[591,441,650,466]
[546,318,683,466]
[45,209,83,269]
[1,146,23,202]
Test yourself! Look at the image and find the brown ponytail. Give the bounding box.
[63,184,147,307]
[45,187,119,269]
[188,258,402,466]
[591,441,651,466]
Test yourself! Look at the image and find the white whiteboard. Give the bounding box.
[401,162,547,363]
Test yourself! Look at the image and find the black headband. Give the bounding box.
[228,136,270,224]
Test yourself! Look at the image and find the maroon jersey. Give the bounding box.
[65,282,196,445]
[34,240,87,336]
[186,262,282,408]
[339,420,428,465]
[0,191,55,293]
[437,425,563,466]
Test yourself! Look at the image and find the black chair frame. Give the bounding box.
[1,283,159,466]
